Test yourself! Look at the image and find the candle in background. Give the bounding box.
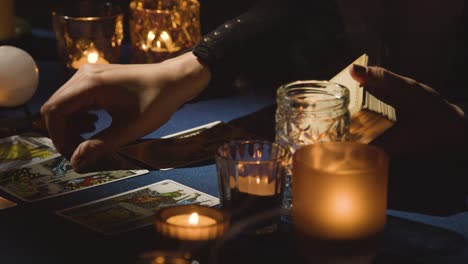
[128,0,201,63]
[292,142,388,262]
[0,0,15,41]
[52,1,123,71]
[71,46,110,70]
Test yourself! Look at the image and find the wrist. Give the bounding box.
[162,52,212,102]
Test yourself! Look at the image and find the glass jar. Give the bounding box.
[275,80,350,209]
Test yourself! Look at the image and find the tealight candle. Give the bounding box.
[216,140,289,234]
[166,212,217,227]
[154,205,229,241]
[235,175,277,196]
[71,48,110,70]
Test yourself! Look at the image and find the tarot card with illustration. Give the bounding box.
[0,156,148,202]
[0,134,59,172]
[57,180,219,235]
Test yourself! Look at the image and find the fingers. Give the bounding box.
[41,71,96,156]
[70,96,178,172]
[69,120,147,173]
[349,64,420,109]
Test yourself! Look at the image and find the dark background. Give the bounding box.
[11,0,467,105]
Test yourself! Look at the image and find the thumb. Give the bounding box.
[349,64,419,109]
[69,123,135,173]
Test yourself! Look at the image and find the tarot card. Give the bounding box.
[0,196,17,209]
[119,121,262,170]
[0,135,59,172]
[0,156,149,202]
[57,179,219,235]
[161,120,222,139]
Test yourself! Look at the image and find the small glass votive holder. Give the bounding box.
[275,80,351,209]
[215,140,289,234]
[292,142,389,263]
[52,1,124,70]
[154,204,229,241]
[128,0,201,63]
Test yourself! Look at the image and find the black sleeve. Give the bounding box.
[193,0,348,94]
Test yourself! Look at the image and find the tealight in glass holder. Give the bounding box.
[129,0,201,63]
[292,142,389,263]
[215,140,289,235]
[52,1,124,70]
[154,204,230,242]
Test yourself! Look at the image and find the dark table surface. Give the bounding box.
[0,30,467,264]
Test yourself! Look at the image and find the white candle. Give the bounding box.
[155,206,229,241]
[166,212,217,227]
[0,0,15,41]
[233,175,277,196]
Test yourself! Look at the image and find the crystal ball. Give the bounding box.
[0,45,39,107]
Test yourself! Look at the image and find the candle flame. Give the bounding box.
[160,31,170,42]
[156,40,161,49]
[256,177,260,184]
[87,51,99,64]
[147,31,156,42]
[188,212,199,225]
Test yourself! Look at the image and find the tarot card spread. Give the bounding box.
[0,135,59,172]
[57,180,219,235]
[0,135,149,202]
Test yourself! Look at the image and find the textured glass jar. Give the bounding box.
[129,0,201,63]
[275,80,350,209]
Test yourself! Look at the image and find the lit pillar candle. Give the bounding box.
[0,0,15,41]
[292,142,389,240]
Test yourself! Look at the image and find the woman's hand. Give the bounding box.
[350,65,464,156]
[41,52,211,172]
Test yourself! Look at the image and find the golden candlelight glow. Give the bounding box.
[233,175,276,196]
[188,212,199,225]
[292,143,389,240]
[160,31,170,42]
[155,205,229,241]
[87,51,99,64]
[70,45,110,69]
[147,31,156,42]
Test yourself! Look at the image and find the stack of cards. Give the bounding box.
[330,54,396,143]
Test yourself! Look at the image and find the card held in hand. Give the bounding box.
[330,54,396,143]
[119,121,263,170]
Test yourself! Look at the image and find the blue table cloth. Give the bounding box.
[0,41,467,263]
